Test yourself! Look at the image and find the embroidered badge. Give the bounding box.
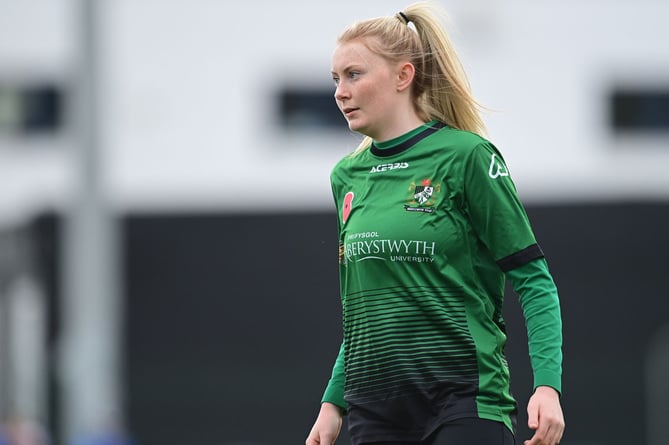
[405,179,440,213]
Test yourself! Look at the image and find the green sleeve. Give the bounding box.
[505,257,563,394]
[463,142,539,259]
[321,342,348,412]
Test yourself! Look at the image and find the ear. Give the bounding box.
[396,62,416,92]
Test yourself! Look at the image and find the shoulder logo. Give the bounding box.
[488,153,509,179]
[405,178,440,213]
[342,191,354,224]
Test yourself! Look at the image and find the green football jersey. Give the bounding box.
[324,122,558,443]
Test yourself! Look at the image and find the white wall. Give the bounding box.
[0,0,76,226]
[1,0,668,226]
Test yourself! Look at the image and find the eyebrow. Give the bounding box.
[331,64,361,76]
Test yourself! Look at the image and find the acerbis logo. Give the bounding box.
[370,162,409,173]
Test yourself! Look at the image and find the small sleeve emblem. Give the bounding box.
[488,153,510,179]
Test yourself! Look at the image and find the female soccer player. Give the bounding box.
[306,3,565,445]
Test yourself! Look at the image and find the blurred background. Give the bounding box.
[0,0,668,444]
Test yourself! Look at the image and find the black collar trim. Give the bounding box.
[370,122,446,158]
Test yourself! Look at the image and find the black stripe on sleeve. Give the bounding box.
[496,244,545,272]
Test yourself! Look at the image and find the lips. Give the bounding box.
[343,107,359,116]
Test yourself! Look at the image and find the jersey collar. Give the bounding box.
[370,121,446,157]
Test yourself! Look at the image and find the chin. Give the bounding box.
[348,120,369,136]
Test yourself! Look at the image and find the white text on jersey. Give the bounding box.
[370,162,410,173]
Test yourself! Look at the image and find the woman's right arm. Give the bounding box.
[305,402,344,445]
[306,343,347,445]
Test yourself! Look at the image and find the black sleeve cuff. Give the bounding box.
[496,244,545,272]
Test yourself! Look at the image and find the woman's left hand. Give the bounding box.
[523,385,565,445]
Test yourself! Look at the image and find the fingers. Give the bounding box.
[527,402,539,431]
[524,387,565,445]
[320,432,338,445]
[306,404,343,445]
[524,422,564,445]
[524,412,565,445]
[305,427,319,445]
[306,431,337,445]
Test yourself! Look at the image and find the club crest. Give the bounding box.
[405,179,440,213]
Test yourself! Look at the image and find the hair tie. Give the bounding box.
[398,11,410,25]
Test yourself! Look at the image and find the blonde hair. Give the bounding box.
[337,1,486,154]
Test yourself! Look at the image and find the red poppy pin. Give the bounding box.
[342,191,354,224]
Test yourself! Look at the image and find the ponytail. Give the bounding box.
[337,1,486,155]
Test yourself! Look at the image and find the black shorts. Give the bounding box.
[363,418,515,445]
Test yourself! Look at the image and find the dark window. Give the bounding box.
[22,85,63,132]
[0,84,64,134]
[610,88,669,133]
[277,88,345,130]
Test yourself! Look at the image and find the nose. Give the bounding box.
[334,82,350,102]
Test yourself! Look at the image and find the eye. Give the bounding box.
[332,76,340,86]
[348,71,360,79]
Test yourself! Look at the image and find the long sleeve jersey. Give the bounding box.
[322,122,562,445]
